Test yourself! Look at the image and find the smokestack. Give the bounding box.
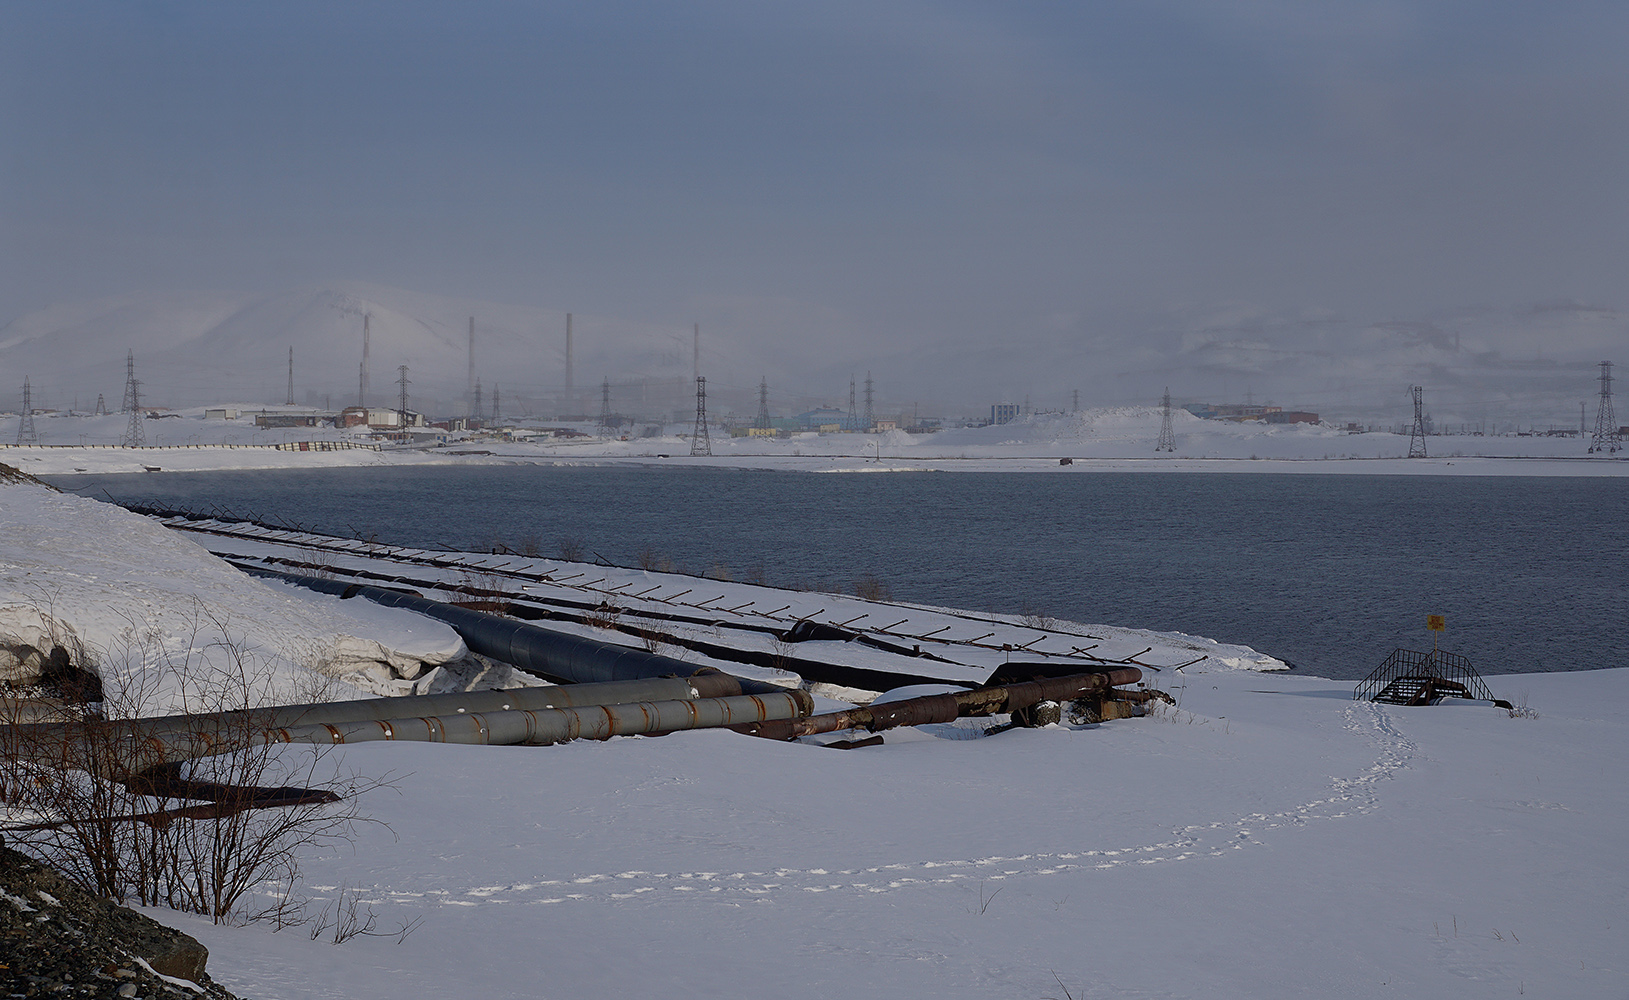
[565,313,574,416]
[358,313,371,407]
[467,316,476,414]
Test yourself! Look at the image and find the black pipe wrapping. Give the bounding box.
[241,566,784,694]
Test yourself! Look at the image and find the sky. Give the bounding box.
[1,1,1626,415]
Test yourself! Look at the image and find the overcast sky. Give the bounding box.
[3,1,1626,392]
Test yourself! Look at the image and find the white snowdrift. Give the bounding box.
[0,477,479,711]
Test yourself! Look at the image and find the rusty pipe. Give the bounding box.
[4,672,743,748]
[95,691,813,768]
[736,668,1140,741]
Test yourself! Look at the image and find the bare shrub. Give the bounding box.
[515,533,542,558]
[704,562,732,582]
[743,561,768,586]
[1018,604,1056,630]
[556,535,585,562]
[853,573,891,602]
[584,604,622,630]
[0,606,387,924]
[636,546,662,571]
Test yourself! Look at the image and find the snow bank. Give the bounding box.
[0,472,479,712]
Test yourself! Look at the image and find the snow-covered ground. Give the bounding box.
[3,469,1625,998]
[2,405,1625,477]
[154,665,1626,1000]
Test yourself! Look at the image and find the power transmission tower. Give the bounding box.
[863,372,874,431]
[1589,361,1621,454]
[690,376,712,456]
[493,383,501,425]
[474,378,484,423]
[286,346,294,406]
[1156,387,1176,452]
[1408,385,1428,458]
[1072,389,1080,413]
[396,365,411,429]
[15,377,38,446]
[93,394,107,417]
[121,351,144,448]
[847,376,858,432]
[598,377,613,438]
[755,377,771,430]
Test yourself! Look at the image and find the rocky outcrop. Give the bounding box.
[0,844,240,998]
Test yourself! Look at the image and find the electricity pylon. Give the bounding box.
[121,351,144,448]
[1155,387,1176,452]
[1589,361,1620,454]
[690,376,712,456]
[15,378,38,446]
[1408,385,1428,458]
[755,378,771,430]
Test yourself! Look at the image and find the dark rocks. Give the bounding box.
[0,844,241,998]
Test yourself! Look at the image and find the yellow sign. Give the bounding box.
[1427,615,1446,632]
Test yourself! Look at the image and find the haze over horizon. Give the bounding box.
[2,2,1625,423]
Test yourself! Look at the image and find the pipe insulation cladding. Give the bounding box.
[240,568,783,693]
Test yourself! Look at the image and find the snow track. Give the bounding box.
[283,703,1414,913]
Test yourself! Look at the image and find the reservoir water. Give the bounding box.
[51,466,1628,682]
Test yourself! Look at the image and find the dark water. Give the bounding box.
[49,467,1629,680]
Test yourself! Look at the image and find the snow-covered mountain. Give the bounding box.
[0,282,1621,427]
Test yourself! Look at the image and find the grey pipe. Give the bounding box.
[6,672,746,750]
[139,690,814,766]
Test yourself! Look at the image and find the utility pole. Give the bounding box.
[690,376,712,456]
[1589,361,1621,454]
[121,351,144,448]
[1408,385,1428,458]
[15,378,38,446]
[1156,387,1176,452]
[286,347,294,406]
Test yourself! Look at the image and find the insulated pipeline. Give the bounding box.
[270,690,814,752]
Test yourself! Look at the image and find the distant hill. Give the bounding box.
[0,282,1618,427]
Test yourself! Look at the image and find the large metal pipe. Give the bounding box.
[245,569,783,693]
[736,668,1141,741]
[138,690,813,766]
[4,671,746,752]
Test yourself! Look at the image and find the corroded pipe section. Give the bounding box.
[267,690,813,753]
[107,691,813,767]
[6,672,741,748]
[736,668,1141,741]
